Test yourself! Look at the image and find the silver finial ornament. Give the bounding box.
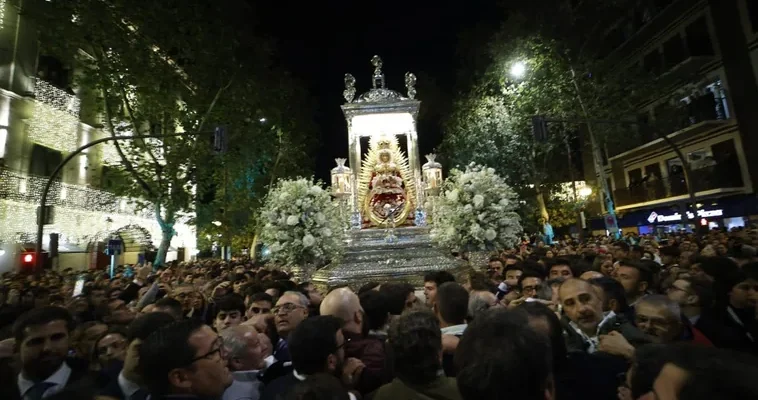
[343,73,356,103]
[405,72,417,99]
[371,55,385,89]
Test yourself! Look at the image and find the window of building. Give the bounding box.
[628,168,643,186]
[663,34,687,70]
[685,16,714,56]
[710,139,743,186]
[688,148,713,169]
[645,163,662,180]
[29,144,63,177]
[37,56,70,90]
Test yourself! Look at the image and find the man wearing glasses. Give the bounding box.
[139,319,233,400]
[260,316,359,400]
[271,291,310,363]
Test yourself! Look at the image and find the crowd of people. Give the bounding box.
[0,227,757,400]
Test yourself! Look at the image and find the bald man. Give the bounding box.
[320,288,388,395]
[320,288,364,335]
[559,278,607,353]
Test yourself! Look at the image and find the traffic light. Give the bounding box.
[21,252,35,270]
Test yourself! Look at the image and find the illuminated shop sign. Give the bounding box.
[647,209,723,224]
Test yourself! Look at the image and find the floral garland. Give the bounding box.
[259,178,343,268]
[430,163,522,251]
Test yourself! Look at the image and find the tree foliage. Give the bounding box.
[29,0,315,263]
[440,0,661,229]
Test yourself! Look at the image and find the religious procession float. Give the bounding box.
[259,56,523,287]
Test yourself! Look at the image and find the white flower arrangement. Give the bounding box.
[259,178,343,268]
[430,163,522,251]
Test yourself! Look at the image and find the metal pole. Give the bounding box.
[568,67,620,239]
[35,132,213,270]
[109,254,116,279]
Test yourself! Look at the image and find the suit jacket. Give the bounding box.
[257,361,293,388]
[343,331,389,394]
[259,373,299,400]
[2,358,91,400]
[371,377,462,400]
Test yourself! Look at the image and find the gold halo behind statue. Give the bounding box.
[357,134,417,227]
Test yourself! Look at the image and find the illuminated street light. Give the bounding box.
[579,186,593,198]
[510,62,526,79]
[259,117,267,123]
[212,220,222,227]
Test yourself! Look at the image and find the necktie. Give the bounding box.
[130,388,149,400]
[24,382,56,400]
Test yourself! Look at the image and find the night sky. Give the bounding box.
[253,0,503,181]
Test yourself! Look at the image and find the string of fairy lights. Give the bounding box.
[0,167,196,248]
[27,78,82,152]
[0,0,7,31]
[0,199,196,250]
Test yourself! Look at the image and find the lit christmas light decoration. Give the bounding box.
[0,167,195,250]
[27,103,80,152]
[27,79,82,152]
[0,0,7,31]
[34,78,81,116]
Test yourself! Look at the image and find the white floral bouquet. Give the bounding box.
[259,178,343,268]
[430,163,523,251]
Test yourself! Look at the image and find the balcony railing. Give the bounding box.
[613,163,744,207]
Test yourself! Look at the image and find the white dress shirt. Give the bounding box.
[118,372,142,399]
[440,324,467,336]
[17,362,72,400]
[223,369,262,400]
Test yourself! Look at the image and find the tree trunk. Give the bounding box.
[250,232,259,262]
[153,203,176,268]
[536,189,550,222]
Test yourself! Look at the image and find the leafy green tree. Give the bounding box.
[441,0,659,229]
[30,0,314,265]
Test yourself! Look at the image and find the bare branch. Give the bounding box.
[196,74,236,134]
[101,85,157,199]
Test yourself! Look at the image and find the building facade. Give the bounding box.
[584,0,758,235]
[0,0,196,273]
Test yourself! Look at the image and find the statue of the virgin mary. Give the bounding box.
[357,135,417,227]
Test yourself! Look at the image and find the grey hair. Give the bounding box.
[638,294,682,321]
[467,293,492,321]
[220,326,254,359]
[282,291,310,307]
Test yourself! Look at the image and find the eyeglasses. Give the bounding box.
[250,307,271,314]
[188,337,227,364]
[272,303,305,315]
[336,337,351,350]
[521,285,542,293]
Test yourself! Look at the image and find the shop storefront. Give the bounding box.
[589,194,758,234]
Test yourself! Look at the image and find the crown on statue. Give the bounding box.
[377,139,392,149]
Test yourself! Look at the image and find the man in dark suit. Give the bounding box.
[5,306,90,400]
[138,319,233,400]
[260,316,360,400]
[100,312,175,400]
